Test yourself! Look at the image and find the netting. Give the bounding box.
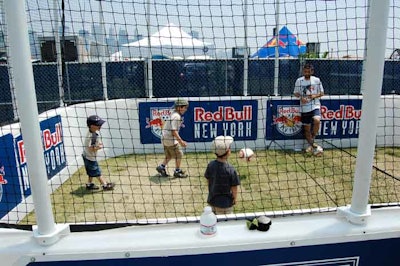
[0,0,399,226]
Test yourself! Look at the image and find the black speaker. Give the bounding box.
[232,47,247,58]
[63,40,78,61]
[40,40,56,62]
[40,36,79,62]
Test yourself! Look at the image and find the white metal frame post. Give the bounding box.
[0,0,19,121]
[146,0,153,98]
[4,0,69,245]
[337,0,390,225]
[53,0,64,106]
[242,0,249,96]
[273,0,280,96]
[98,0,108,100]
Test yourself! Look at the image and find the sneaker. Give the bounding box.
[156,165,168,177]
[102,183,115,191]
[305,145,313,154]
[174,170,188,178]
[86,183,100,190]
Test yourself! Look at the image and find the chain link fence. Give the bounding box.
[0,59,399,125]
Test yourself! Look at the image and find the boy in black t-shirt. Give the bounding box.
[204,136,240,215]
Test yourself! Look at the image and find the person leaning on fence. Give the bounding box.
[156,99,189,178]
[204,136,241,215]
[293,63,324,154]
[82,115,115,191]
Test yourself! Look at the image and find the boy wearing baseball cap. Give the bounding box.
[204,136,241,214]
[82,115,115,191]
[156,99,189,178]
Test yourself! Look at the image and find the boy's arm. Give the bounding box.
[310,91,324,100]
[88,140,103,151]
[172,130,187,147]
[92,144,103,151]
[231,185,238,205]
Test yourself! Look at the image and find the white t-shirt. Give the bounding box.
[82,130,102,161]
[161,111,182,147]
[293,76,324,113]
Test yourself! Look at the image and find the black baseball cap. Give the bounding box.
[87,115,106,127]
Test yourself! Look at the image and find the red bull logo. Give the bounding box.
[42,123,63,151]
[0,165,6,203]
[145,107,173,138]
[273,105,302,136]
[265,38,288,48]
[278,40,287,48]
[145,117,164,128]
[0,165,6,185]
[17,140,26,165]
[321,105,362,120]
[194,106,252,122]
[17,122,64,165]
[265,38,277,47]
[0,175,6,185]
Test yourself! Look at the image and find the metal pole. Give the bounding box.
[337,0,390,225]
[0,0,19,121]
[243,0,249,96]
[98,0,108,100]
[53,0,64,106]
[4,0,69,245]
[273,0,280,96]
[359,0,371,95]
[146,0,153,98]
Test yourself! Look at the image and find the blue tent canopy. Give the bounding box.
[251,26,306,58]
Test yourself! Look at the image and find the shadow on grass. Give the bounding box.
[149,174,178,184]
[70,186,103,197]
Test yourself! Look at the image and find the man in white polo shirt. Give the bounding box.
[294,63,324,154]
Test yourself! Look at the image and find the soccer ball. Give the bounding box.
[239,148,254,161]
[313,145,324,156]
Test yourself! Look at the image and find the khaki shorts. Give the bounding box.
[164,144,183,159]
[212,206,233,215]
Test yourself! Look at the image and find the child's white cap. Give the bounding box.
[211,136,234,157]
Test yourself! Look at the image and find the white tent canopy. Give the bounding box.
[122,23,214,59]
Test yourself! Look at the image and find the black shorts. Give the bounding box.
[82,155,101,177]
[301,109,321,125]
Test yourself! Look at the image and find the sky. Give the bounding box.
[22,0,400,58]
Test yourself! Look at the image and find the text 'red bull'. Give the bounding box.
[42,123,63,151]
[321,105,362,120]
[17,123,63,164]
[194,106,252,122]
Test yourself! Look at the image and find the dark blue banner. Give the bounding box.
[15,115,66,197]
[139,100,258,144]
[28,237,400,266]
[266,99,362,140]
[40,115,67,178]
[0,134,21,219]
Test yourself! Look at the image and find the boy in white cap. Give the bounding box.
[83,115,115,191]
[156,99,189,178]
[204,136,241,215]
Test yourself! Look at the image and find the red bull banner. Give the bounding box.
[139,100,258,144]
[15,115,66,197]
[0,134,21,219]
[266,99,362,140]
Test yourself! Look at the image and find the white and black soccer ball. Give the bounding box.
[313,145,324,156]
[239,148,255,161]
